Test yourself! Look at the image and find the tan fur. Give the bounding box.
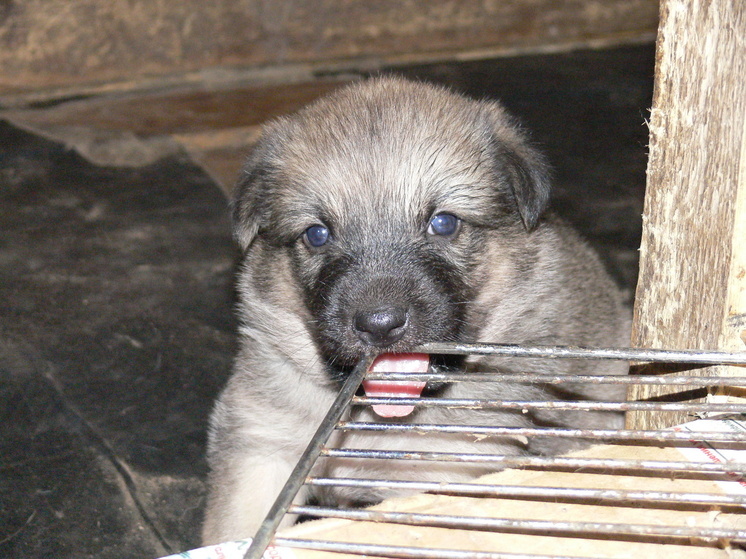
[202,77,630,544]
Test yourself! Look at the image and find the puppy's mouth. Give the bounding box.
[361,353,430,418]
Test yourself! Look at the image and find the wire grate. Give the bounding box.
[243,344,746,559]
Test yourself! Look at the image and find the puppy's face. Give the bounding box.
[233,78,550,372]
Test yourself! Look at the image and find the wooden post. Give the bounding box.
[627,1,746,429]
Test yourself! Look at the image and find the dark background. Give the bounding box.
[0,44,653,558]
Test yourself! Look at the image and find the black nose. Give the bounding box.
[354,307,408,347]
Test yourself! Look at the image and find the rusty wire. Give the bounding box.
[243,343,746,559]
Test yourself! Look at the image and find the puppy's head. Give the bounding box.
[233,77,550,371]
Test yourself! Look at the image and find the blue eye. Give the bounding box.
[427,213,460,237]
[304,224,330,248]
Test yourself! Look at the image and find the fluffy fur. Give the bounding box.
[202,77,630,544]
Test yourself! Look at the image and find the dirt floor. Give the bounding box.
[0,43,654,558]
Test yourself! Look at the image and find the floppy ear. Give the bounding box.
[230,136,278,251]
[484,104,552,231]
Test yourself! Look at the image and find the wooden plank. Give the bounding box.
[276,434,746,559]
[0,0,658,104]
[628,1,746,429]
[0,78,347,189]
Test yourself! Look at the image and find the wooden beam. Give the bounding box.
[0,0,658,105]
[628,1,746,429]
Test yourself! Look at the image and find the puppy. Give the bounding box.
[202,77,630,544]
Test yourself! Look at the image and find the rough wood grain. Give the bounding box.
[0,0,658,104]
[278,439,746,559]
[628,1,746,429]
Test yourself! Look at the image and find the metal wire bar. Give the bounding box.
[353,396,746,413]
[244,344,746,559]
[365,372,746,385]
[304,477,746,507]
[336,421,746,443]
[418,343,746,365]
[321,448,746,474]
[287,505,746,541]
[273,538,593,559]
[242,356,374,559]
